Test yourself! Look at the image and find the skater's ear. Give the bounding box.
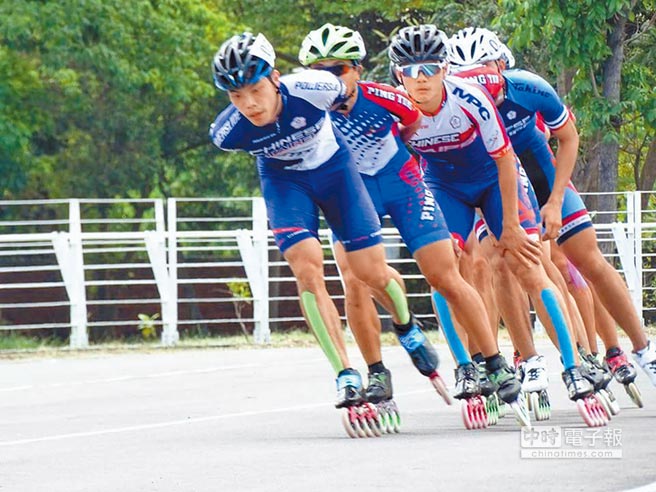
[269,70,281,93]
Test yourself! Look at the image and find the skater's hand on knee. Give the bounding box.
[498,225,542,267]
[540,201,562,241]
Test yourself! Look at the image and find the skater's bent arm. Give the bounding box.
[495,151,541,266]
[541,119,579,239]
[399,114,422,143]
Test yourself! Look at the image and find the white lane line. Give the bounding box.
[0,388,435,446]
[0,364,261,392]
[0,385,34,392]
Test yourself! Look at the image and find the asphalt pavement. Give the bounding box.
[1,339,655,492]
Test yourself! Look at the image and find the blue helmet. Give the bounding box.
[388,25,448,66]
[212,32,276,91]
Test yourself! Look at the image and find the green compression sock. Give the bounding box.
[300,291,345,374]
[384,279,410,325]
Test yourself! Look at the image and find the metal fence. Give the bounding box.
[0,193,652,348]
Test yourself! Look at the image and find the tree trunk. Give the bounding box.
[638,136,656,209]
[592,13,627,230]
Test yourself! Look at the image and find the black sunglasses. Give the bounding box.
[312,63,352,76]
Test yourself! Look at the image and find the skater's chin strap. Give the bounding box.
[301,291,344,373]
[541,288,576,370]
[384,279,410,325]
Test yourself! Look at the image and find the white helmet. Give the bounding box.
[448,27,515,68]
[298,23,366,66]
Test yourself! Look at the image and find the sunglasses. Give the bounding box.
[398,62,446,78]
[312,63,352,76]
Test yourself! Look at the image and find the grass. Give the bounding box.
[0,333,66,351]
[1,325,654,360]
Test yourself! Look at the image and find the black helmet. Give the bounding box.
[212,32,276,91]
[388,25,448,66]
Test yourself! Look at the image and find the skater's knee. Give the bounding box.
[512,264,550,295]
[352,265,391,290]
[294,264,326,292]
[471,255,492,282]
[343,278,371,301]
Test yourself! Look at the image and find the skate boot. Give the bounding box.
[579,356,606,392]
[366,369,400,434]
[394,314,451,405]
[454,362,488,429]
[581,352,619,416]
[562,366,608,427]
[583,351,613,389]
[487,355,530,427]
[476,361,499,425]
[336,369,381,438]
[606,346,643,408]
[633,340,656,387]
[521,355,551,422]
[477,360,498,397]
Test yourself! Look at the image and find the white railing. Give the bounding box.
[0,193,653,348]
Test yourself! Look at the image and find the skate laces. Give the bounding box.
[457,363,477,381]
[564,366,585,384]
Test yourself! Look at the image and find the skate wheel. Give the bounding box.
[577,396,608,427]
[538,390,551,421]
[530,391,550,421]
[594,396,610,426]
[510,393,531,428]
[379,400,401,433]
[498,399,508,418]
[351,407,368,437]
[365,403,382,437]
[376,406,390,434]
[429,372,453,406]
[475,396,489,429]
[528,392,539,421]
[605,389,621,415]
[391,409,401,433]
[354,419,367,437]
[461,399,475,430]
[625,382,644,408]
[576,398,596,427]
[485,394,499,426]
[361,417,374,437]
[595,390,613,421]
[341,408,358,438]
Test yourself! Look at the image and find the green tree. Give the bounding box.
[1,0,260,201]
[497,0,656,217]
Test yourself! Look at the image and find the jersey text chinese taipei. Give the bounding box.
[209,70,349,171]
[208,69,382,254]
[410,76,511,184]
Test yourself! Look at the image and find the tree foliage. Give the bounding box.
[1,0,655,204]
